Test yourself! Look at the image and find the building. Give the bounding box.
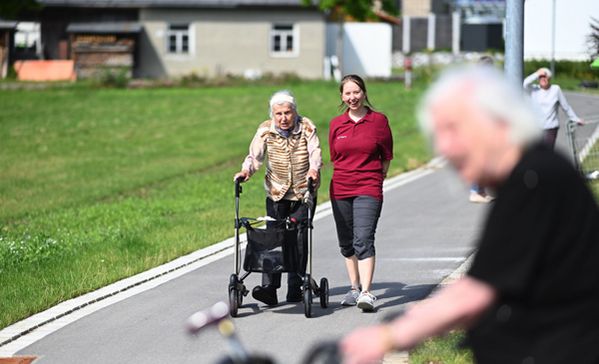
[457,0,504,52]
[0,20,17,78]
[395,0,453,53]
[37,0,326,79]
[396,0,505,54]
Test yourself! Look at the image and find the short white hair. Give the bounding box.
[538,67,552,78]
[269,90,297,118]
[418,66,542,147]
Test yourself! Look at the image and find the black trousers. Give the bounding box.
[543,127,559,149]
[262,197,315,291]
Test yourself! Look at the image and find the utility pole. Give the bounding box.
[505,0,524,86]
[550,0,556,75]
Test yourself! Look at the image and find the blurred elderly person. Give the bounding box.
[340,67,599,364]
[234,90,322,306]
[523,67,584,148]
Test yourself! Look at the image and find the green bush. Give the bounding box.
[524,59,598,80]
[93,67,130,88]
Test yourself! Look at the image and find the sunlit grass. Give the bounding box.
[410,331,473,364]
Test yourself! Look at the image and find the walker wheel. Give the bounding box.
[229,288,239,317]
[303,288,312,318]
[319,277,329,308]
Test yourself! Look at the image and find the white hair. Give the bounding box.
[418,66,542,147]
[538,67,552,78]
[269,90,297,119]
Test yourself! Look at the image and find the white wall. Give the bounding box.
[524,0,599,60]
[326,23,392,78]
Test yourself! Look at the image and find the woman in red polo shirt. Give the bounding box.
[329,74,393,312]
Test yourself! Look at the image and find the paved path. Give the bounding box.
[2,92,597,364]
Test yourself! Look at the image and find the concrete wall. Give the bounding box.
[395,14,453,53]
[524,0,599,60]
[139,8,325,79]
[402,0,447,17]
[402,0,432,17]
[326,23,392,78]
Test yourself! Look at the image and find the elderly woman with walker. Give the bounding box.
[233,90,322,306]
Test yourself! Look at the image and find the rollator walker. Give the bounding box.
[228,177,329,318]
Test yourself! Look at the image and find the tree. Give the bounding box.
[303,0,398,22]
[0,0,41,19]
[588,17,599,60]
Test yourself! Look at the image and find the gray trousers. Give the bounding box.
[331,196,382,260]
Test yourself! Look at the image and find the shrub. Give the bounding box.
[524,59,598,80]
[93,67,130,88]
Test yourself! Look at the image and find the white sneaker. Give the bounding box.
[469,191,494,203]
[356,291,376,312]
[340,288,360,306]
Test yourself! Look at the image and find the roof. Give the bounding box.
[0,20,18,30]
[66,22,142,33]
[37,0,306,8]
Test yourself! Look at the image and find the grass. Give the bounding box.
[0,80,431,329]
[410,331,473,364]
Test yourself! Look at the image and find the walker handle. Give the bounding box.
[307,177,315,194]
[234,177,243,197]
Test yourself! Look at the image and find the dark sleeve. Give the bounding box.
[468,161,560,298]
[379,115,394,160]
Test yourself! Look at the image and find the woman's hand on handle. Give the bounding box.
[307,169,320,189]
[234,170,250,183]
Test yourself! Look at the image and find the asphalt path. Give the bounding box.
[7,92,599,364]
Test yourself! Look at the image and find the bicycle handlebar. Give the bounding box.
[187,301,230,335]
[187,302,342,364]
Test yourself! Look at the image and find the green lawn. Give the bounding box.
[410,331,473,364]
[0,80,430,329]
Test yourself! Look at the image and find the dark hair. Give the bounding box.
[338,74,374,110]
[478,55,494,66]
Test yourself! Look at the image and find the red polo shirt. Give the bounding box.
[329,108,393,201]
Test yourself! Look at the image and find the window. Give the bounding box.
[270,24,298,57]
[167,24,190,54]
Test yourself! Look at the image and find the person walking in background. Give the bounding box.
[469,54,496,203]
[234,90,322,306]
[340,66,599,364]
[523,67,584,148]
[329,74,393,312]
